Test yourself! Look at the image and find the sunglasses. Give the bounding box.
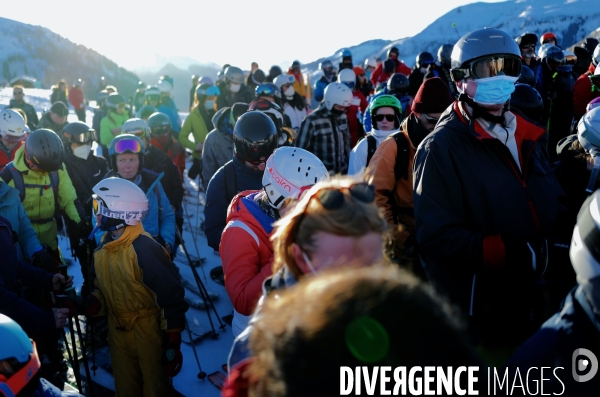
[309,183,375,210]
[113,138,142,154]
[374,114,396,122]
[424,114,439,123]
[521,44,536,49]
[451,55,522,80]
[151,126,170,136]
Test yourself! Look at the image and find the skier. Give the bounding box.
[573,44,600,122]
[348,95,402,175]
[68,79,86,122]
[313,60,337,102]
[38,102,68,136]
[424,44,458,98]
[363,57,377,80]
[295,82,352,174]
[7,85,39,130]
[205,112,278,252]
[0,129,85,267]
[408,52,434,97]
[217,66,254,109]
[99,93,129,158]
[60,121,108,295]
[370,47,411,88]
[363,73,411,133]
[147,112,185,180]
[132,81,146,113]
[266,65,283,83]
[50,80,68,105]
[245,68,266,92]
[353,65,373,98]
[338,48,353,71]
[180,83,220,183]
[515,32,542,85]
[91,90,109,135]
[337,68,367,146]
[274,74,308,131]
[138,104,158,121]
[144,86,161,109]
[540,31,559,47]
[0,313,82,397]
[98,134,176,255]
[505,190,600,395]
[157,78,181,137]
[287,61,307,100]
[0,108,27,170]
[220,147,329,336]
[413,28,562,357]
[86,178,187,397]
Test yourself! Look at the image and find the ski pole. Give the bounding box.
[74,314,94,397]
[181,193,207,280]
[184,320,207,380]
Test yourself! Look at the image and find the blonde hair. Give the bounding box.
[271,175,387,279]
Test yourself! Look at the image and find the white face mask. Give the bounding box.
[229,83,241,93]
[284,86,295,97]
[301,251,318,275]
[73,144,91,159]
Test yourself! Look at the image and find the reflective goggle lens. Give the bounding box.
[66,130,96,143]
[113,139,142,154]
[151,126,170,136]
[471,56,522,79]
[123,129,145,137]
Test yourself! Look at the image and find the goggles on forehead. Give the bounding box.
[92,195,148,221]
[113,138,142,154]
[451,55,522,81]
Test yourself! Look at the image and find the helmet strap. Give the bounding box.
[459,93,507,126]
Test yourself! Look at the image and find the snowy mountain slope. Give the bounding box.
[305,0,600,77]
[0,17,140,100]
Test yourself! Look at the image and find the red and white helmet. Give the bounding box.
[0,108,26,137]
[262,147,329,209]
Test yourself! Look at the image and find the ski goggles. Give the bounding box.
[112,138,142,154]
[306,182,375,210]
[150,125,170,136]
[374,114,396,122]
[423,114,440,123]
[0,340,41,396]
[64,129,97,143]
[92,194,148,221]
[256,84,278,98]
[122,128,147,138]
[451,55,522,81]
[342,81,355,90]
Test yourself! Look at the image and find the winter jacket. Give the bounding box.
[408,68,426,97]
[314,75,333,102]
[505,286,600,395]
[573,63,598,122]
[0,181,42,261]
[2,147,81,250]
[92,221,187,331]
[281,101,308,130]
[202,107,234,184]
[363,89,411,133]
[0,140,23,170]
[50,88,67,105]
[216,83,254,110]
[179,108,210,160]
[413,101,562,346]
[38,112,68,136]
[220,191,275,317]
[370,58,411,87]
[150,137,186,180]
[288,70,306,98]
[144,145,184,212]
[99,170,176,248]
[0,215,55,339]
[7,99,39,130]
[348,126,399,176]
[295,104,351,174]
[157,104,181,135]
[99,110,129,146]
[424,63,457,99]
[205,157,264,251]
[63,150,108,209]
[347,90,368,146]
[68,86,85,110]
[92,108,105,137]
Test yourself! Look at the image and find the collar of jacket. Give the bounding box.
[240,191,276,234]
[404,113,430,148]
[453,101,546,143]
[100,222,144,250]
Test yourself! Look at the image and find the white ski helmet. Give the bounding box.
[323,82,353,110]
[364,57,377,69]
[262,147,329,209]
[577,107,600,157]
[0,108,26,137]
[92,177,149,226]
[273,74,295,89]
[157,79,173,94]
[337,68,356,84]
[121,118,150,140]
[145,86,161,98]
[570,190,600,286]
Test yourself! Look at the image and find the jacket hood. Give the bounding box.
[212,107,233,135]
[12,146,31,173]
[227,190,275,235]
[100,222,144,250]
[0,180,13,199]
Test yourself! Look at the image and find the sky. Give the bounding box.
[2,0,506,72]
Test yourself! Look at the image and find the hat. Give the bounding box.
[353,66,365,76]
[411,77,453,114]
[50,101,68,117]
[384,59,396,74]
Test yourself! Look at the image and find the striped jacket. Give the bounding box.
[295,104,351,174]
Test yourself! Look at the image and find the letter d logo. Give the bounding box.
[572,348,598,382]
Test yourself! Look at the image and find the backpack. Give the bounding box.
[0,162,60,224]
[223,160,237,205]
[365,132,410,181]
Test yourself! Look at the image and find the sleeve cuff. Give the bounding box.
[483,234,505,270]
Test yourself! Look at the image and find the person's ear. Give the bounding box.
[291,243,310,274]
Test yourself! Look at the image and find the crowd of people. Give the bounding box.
[2,26,600,396]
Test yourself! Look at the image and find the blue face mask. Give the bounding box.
[470,76,518,105]
[204,100,214,110]
[365,70,372,79]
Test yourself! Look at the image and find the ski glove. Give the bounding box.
[31,245,57,273]
[77,217,92,239]
[84,294,102,317]
[501,234,549,276]
[162,331,183,377]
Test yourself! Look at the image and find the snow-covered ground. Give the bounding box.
[0,87,233,397]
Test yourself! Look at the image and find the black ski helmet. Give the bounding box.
[387,47,399,58]
[24,129,64,172]
[510,84,544,122]
[515,32,538,48]
[387,73,410,96]
[416,52,435,69]
[269,65,283,80]
[147,112,172,136]
[139,105,158,120]
[437,44,454,66]
[233,111,278,164]
[62,122,96,151]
